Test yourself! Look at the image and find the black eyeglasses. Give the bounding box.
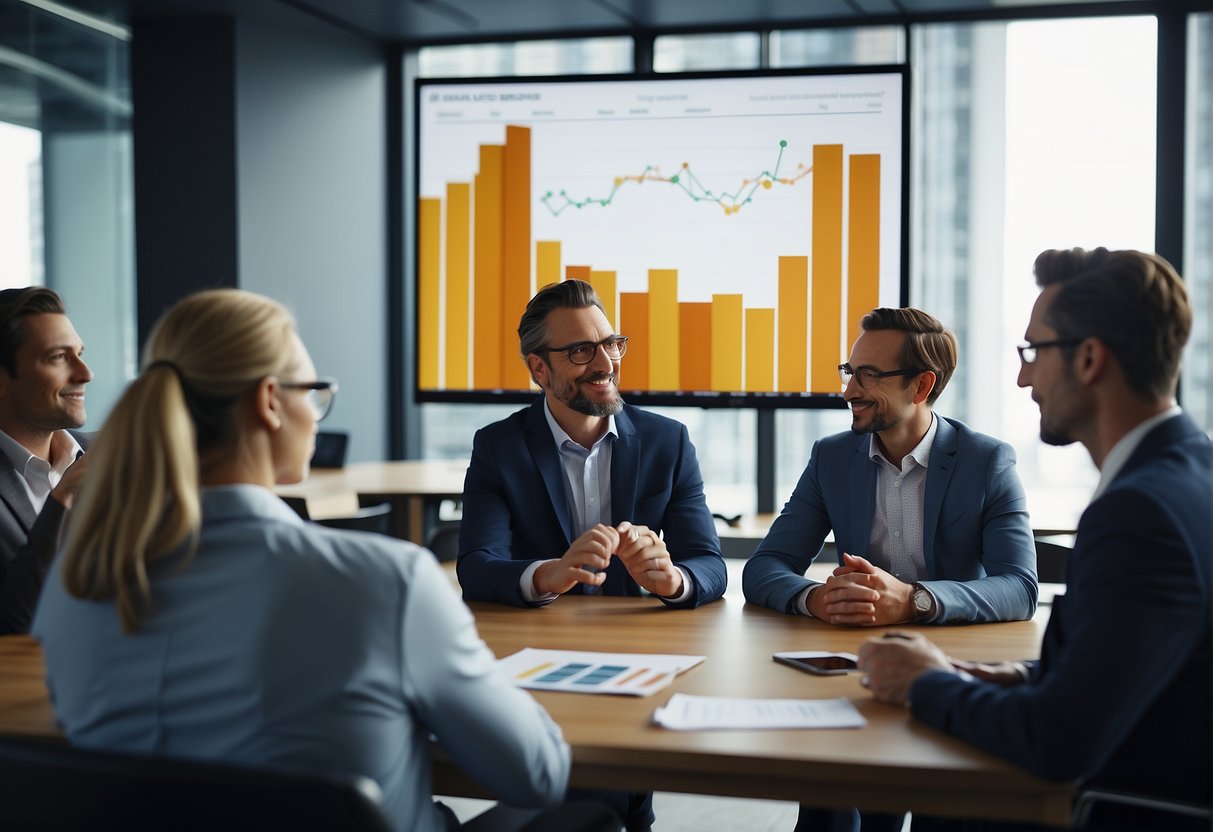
[535,335,628,365]
[1016,338,1084,365]
[279,378,339,421]
[838,363,922,389]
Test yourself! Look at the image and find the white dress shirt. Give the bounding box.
[0,428,83,513]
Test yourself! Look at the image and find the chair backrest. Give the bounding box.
[425,521,461,562]
[281,495,311,520]
[311,431,350,469]
[0,735,394,832]
[1034,538,1071,584]
[314,502,393,535]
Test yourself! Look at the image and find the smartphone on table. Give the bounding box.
[773,651,859,676]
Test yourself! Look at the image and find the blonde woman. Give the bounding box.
[33,289,569,832]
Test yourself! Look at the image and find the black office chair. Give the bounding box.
[282,495,311,520]
[0,735,394,832]
[1072,788,1211,831]
[1033,538,1071,584]
[314,502,393,535]
[311,431,350,469]
[425,521,462,562]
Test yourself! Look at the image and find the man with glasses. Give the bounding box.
[0,287,92,634]
[458,278,726,832]
[859,248,1210,831]
[744,306,1037,629]
[458,279,726,611]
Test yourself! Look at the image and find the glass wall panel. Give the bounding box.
[1182,13,1212,431]
[419,37,632,77]
[770,26,904,67]
[653,33,760,72]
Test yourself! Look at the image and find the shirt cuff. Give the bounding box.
[658,567,695,605]
[520,559,560,606]
[796,584,817,616]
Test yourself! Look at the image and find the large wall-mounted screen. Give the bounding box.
[415,67,908,407]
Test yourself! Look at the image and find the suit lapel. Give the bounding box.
[848,437,877,563]
[522,398,575,545]
[0,455,36,533]
[609,407,638,524]
[922,416,958,575]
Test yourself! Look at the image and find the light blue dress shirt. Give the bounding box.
[33,484,569,832]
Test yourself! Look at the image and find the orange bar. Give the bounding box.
[710,295,743,392]
[778,256,809,393]
[500,125,532,390]
[418,196,441,390]
[811,144,844,393]
[565,265,591,281]
[473,145,503,389]
[589,270,617,330]
[679,303,711,391]
[620,293,650,391]
[445,183,470,390]
[648,270,679,391]
[848,154,881,350]
[746,309,775,393]
[537,241,561,287]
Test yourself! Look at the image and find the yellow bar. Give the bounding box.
[679,303,712,391]
[500,125,532,390]
[648,269,679,391]
[746,308,775,393]
[778,256,808,393]
[445,183,470,390]
[811,144,844,393]
[620,293,649,391]
[848,154,881,350]
[537,241,561,287]
[473,145,503,390]
[710,295,743,392]
[589,270,617,330]
[418,196,441,390]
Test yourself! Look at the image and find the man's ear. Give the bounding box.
[1073,338,1108,386]
[912,370,937,405]
[526,354,548,389]
[254,376,283,432]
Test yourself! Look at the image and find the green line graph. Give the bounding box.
[539,140,811,218]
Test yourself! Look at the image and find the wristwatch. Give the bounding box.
[912,583,934,621]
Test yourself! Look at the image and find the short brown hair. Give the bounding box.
[0,287,67,378]
[860,307,958,405]
[1033,248,1190,401]
[517,279,608,359]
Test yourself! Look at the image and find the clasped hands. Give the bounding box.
[532,522,683,599]
[805,552,916,626]
[857,632,1030,706]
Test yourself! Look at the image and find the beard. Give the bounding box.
[560,372,623,417]
[849,402,900,435]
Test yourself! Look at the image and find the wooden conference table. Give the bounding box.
[0,563,1071,826]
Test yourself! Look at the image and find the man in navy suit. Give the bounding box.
[458,278,726,832]
[0,287,92,634]
[860,249,1210,831]
[458,279,726,612]
[743,307,1037,627]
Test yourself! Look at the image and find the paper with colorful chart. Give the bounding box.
[499,648,705,697]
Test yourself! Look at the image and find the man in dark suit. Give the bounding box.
[0,287,92,634]
[458,279,726,832]
[859,248,1210,831]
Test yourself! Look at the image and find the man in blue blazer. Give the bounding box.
[743,307,1038,627]
[458,279,726,612]
[0,287,92,634]
[860,249,1210,831]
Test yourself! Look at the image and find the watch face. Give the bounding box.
[914,589,931,613]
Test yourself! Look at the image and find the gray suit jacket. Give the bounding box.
[0,430,89,634]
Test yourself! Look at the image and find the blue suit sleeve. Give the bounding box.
[742,440,834,614]
[920,442,1038,623]
[456,428,536,607]
[658,424,727,607]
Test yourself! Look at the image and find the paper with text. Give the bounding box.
[653,693,868,730]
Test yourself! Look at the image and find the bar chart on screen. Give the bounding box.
[416,70,904,401]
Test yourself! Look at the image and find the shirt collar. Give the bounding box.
[0,428,82,474]
[542,398,617,451]
[868,411,938,473]
[1092,405,1183,500]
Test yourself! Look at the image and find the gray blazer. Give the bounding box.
[0,430,89,634]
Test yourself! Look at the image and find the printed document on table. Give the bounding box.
[653,693,868,730]
[499,648,704,697]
